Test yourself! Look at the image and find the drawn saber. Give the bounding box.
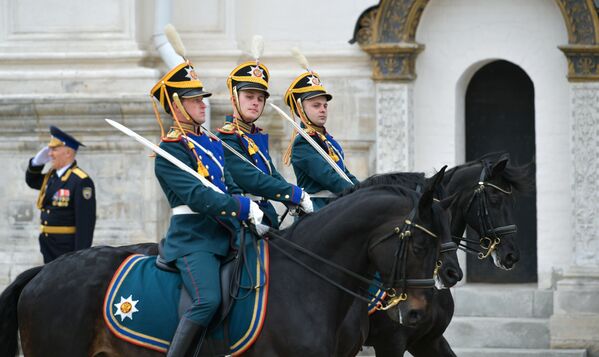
[105,118,224,194]
[269,103,354,185]
[201,126,261,172]
[106,118,270,234]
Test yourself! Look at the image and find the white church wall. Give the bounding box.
[414,0,570,288]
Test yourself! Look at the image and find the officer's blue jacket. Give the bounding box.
[155,128,251,261]
[26,160,96,251]
[217,116,302,228]
[291,130,359,211]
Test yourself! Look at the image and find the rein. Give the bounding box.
[258,198,439,311]
[455,162,518,259]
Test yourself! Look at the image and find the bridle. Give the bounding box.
[261,194,440,312]
[456,161,518,259]
[368,203,440,310]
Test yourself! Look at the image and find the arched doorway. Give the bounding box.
[465,60,538,283]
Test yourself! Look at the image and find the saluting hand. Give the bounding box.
[32,146,51,166]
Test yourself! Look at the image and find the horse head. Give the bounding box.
[354,168,463,289]
[446,152,535,270]
[367,168,452,326]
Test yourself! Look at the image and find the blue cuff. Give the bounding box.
[290,185,303,205]
[234,195,251,221]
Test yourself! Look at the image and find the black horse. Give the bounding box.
[363,152,535,356]
[0,176,451,357]
[334,170,463,357]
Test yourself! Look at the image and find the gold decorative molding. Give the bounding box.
[559,44,599,81]
[351,0,429,81]
[352,6,378,46]
[555,0,599,44]
[351,0,599,82]
[376,0,429,43]
[555,0,599,81]
[362,43,424,81]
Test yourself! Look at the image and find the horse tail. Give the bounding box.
[0,266,43,357]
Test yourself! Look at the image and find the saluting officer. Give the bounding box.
[150,50,263,355]
[217,37,313,228]
[283,51,359,211]
[26,126,96,263]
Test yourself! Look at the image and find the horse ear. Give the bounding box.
[419,166,447,215]
[490,158,509,178]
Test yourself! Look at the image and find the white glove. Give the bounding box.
[299,191,314,214]
[32,146,51,166]
[248,201,264,226]
[255,223,270,236]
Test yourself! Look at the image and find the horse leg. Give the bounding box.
[334,299,369,357]
[364,311,408,357]
[408,336,456,357]
[247,306,338,357]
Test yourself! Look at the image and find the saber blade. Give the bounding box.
[105,118,224,194]
[269,103,353,185]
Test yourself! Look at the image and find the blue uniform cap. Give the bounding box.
[48,126,84,150]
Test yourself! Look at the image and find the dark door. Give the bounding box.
[465,60,537,283]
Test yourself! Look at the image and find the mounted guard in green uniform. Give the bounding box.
[283,50,359,211]
[149,36,264,356]
[217,37,313,228]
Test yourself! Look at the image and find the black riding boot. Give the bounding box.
[167,317,205,357]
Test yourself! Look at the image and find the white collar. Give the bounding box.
[55,162,74,177]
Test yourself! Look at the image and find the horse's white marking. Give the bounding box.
[434,274,447,290]
[398,307,404,325]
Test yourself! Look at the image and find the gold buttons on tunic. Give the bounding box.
[275,194,281,198]
[231,212,237,217]
[221,211,226,215]
[284,195,290,199]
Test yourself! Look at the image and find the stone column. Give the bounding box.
[362,44,422,173]
[375,82,414,173]
[550,82,599,356]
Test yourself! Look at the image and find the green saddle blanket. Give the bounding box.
[103,239,269,355]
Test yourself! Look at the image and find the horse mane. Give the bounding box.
[445,151,535,194]
[336,172,425,199]
[282,183,417,236]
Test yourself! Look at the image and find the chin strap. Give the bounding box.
[230,86,265,124]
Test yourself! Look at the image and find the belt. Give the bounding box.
[40,225,76,234]
[244,193,266,202]
[172,205,198,215]
[310,190,336,199]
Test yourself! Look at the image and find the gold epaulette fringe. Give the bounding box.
[72,168,88,179]
[218,122,236,134]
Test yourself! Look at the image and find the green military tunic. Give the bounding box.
[155,128,251,261]
[217,116,303,228]
[291,129,359,211]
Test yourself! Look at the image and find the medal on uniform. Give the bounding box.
[52,189,70,207]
